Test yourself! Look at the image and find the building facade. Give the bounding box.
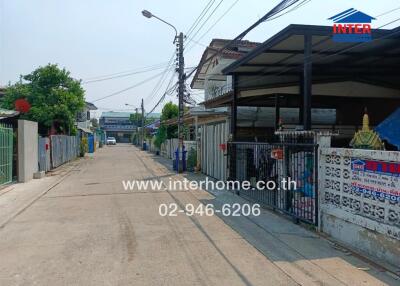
[99,112,136,143]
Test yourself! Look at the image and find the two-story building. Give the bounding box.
[99,111,136,143]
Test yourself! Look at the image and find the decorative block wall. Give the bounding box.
[319,148,400,240]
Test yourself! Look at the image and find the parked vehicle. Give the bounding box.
[106,137,116,145]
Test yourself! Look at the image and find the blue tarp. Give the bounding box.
[375,108,400,149]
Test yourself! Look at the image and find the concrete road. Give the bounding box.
[0,144,398,285]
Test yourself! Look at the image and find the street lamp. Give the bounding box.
[141,9,185,173]
[141,10,178,41]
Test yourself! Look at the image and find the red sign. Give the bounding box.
[271,149,284,160]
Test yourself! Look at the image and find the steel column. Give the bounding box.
[231,75,238,140]
[303,34,312,130]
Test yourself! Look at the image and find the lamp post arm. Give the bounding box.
[151,14,178,42]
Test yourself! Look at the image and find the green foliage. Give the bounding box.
[160,102,178,121]
[154,125,166,148]
[1,64,85,134]
[80,137,88,157]
[90,118,99,128]
[130,113,154,127]
[154,102,179,148]
[186,147,197,172]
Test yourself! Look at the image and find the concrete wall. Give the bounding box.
[18,120,38,183]
[319,148,400,267]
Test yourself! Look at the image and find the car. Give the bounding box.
[106,137,116,145]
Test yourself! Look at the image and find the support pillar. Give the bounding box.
[303,34,312,130]
[230,75,238,140]
[275,94,280,130]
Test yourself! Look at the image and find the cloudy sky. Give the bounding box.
[1,0,399,117]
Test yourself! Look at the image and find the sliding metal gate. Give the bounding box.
[228,140,318,225]
[0,124,13,185]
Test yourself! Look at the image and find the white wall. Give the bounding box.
[18,120,38,183]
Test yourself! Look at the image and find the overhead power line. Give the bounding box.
[185,0,225,49]
[185,0,310,80]
[186,0,216,38]
[82,61,170,81]
[145,52,176,102]
[146,80,178,117]
[91,70,166,103]
[185,0,240,53]
[266,0,311,21]
[82,64,173,84]
[375,6,400,18]
[378,17,400,29]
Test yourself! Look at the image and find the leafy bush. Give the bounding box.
[186,147,197,172]
[80,137,88,157]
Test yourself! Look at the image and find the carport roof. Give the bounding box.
[222,24,400,89]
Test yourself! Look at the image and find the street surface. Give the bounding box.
[0,144,398,285]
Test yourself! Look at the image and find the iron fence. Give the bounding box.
[50,135,79,169]
[228,140,318,225]
[0,124,13,185]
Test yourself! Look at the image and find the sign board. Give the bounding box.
[271,149,284,160]
[351,159,400,202]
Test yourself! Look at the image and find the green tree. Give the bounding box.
[129,113,153,127]
[1,64,85,135]
[154,102,178,148]
[90,118,99,128]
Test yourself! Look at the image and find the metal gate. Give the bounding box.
[38,137,50,172]
[0,124,13,185]
[228,140,318,225]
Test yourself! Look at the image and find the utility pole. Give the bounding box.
[141,98,145,149]
[135,108,139,145]
[141,9,185,172]
[176,32,185,173]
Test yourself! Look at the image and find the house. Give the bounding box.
[99,111,136,143]
[198,24,400,143]
[76,102,97,132]
[202,24,400,267]
[189,39,260,180]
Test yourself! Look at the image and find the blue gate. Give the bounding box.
[88,135,94,153]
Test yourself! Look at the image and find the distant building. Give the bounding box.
[99,111,136,143]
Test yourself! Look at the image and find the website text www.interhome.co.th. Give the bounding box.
[122,177,297,192]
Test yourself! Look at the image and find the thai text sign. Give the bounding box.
[351,159,400,202]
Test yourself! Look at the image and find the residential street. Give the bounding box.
[0,144,398,286]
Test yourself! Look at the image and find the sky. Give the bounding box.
[1,0,399,118]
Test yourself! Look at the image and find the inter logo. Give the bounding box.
[328,8,376,42]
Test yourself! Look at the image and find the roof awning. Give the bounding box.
[77,126,93,134]
[0,108,19,119]
[222,24,400,92]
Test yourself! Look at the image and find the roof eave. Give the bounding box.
[222,24,341,75]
